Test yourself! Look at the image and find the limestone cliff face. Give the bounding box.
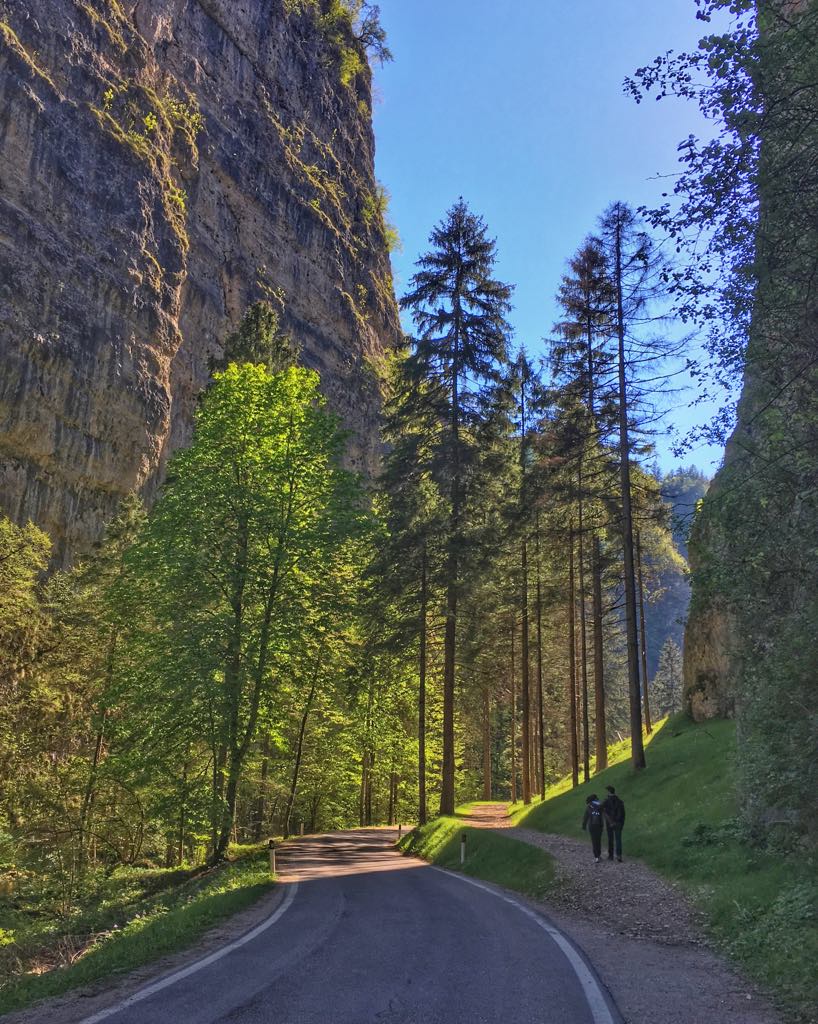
[0,0,398,562]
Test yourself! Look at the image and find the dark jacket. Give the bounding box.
[582,800,604,832]
[602,794,626,828]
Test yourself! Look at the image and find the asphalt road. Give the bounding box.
[80,829,619,1024]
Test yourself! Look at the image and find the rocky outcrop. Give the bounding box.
[0,0,399,562]
[682,472,737,721]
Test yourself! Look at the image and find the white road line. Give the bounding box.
[78,882,299,1024]
[433,868,618,1024]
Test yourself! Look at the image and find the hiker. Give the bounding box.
[581,793,604,862]
[602,784,626,862]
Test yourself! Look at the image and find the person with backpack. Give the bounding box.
[602,784,626,862]
[581,794,604,862]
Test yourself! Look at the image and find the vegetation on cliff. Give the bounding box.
[633,0,818,842]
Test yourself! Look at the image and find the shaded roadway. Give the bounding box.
[80,828,618,1024]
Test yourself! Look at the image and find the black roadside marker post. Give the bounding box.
[268,838,276,876]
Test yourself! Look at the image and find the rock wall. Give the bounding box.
[0,0,399,562]
[682,471,737,721]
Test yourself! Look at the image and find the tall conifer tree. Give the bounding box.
[401,200,512,814]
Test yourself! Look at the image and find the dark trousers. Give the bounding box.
[607,825,623,859]
[589,826,603,858]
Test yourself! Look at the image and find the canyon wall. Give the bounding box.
[0,0,399,561]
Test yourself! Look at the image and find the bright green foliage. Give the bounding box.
[516,716,818,1020]
[116,363,361,860]
[0,515,50,675]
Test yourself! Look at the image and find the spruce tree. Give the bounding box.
[598,201,669,771]
[401,199,512,815]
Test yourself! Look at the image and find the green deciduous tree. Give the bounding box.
[120,362,361,861]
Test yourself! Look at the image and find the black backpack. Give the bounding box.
[588,802,603,826]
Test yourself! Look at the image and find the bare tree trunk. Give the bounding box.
[483,688,492,800]
[592,536,608,770]
[252,734,270,842]
[441,295,463,817]
[636,530,653,734]
[520,538,532,804]
[510,618,517,804]
[613,212,646,769]
[359,752,368,828]
[577,471,590,783]
[78,715,106,874]
[418,542,428,825]
[365,753,374,826]
[535,516,546,799]
[211,743,226,857]
[177,760,189,865]
[284,670,319,838]
[442,583,457,815]
[388,767,396,825]
[568,528,579,787]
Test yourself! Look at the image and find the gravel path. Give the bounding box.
[465,803,786,1024]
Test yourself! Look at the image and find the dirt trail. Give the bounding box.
[463,803,785,1024]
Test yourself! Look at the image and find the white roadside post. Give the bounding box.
[300,821,305,836]
[268,838,276,876]
[460,832,467,865]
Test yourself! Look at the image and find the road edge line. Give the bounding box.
[78,882,299,1024]
[431,867,621,1024]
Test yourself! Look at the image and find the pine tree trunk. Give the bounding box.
[592,536,608,771]
[441,293,463,817]
[418,542,428,825]
[520,538,532,804]
[613,214,646,769]
[568,528,579,787]
[535,517,546,799]
[636,530,653,734]
[510,618,517,803]
[577,473,591,782]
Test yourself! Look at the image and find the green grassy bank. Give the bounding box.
[0,846,275,1014]
[515,714,817,1022]
[399,812,555,901]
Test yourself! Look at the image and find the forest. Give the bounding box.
[0,198,705,871]
[0,0,816,1017]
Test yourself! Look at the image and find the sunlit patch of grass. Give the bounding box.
[400,812,555,901]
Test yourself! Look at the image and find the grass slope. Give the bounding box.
[0,848,274,1014]
[400,812,555,901]
[515,714,817,1022]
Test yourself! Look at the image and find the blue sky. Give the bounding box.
[372,0,726,475]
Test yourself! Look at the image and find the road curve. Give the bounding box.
[80,829,619,1024]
